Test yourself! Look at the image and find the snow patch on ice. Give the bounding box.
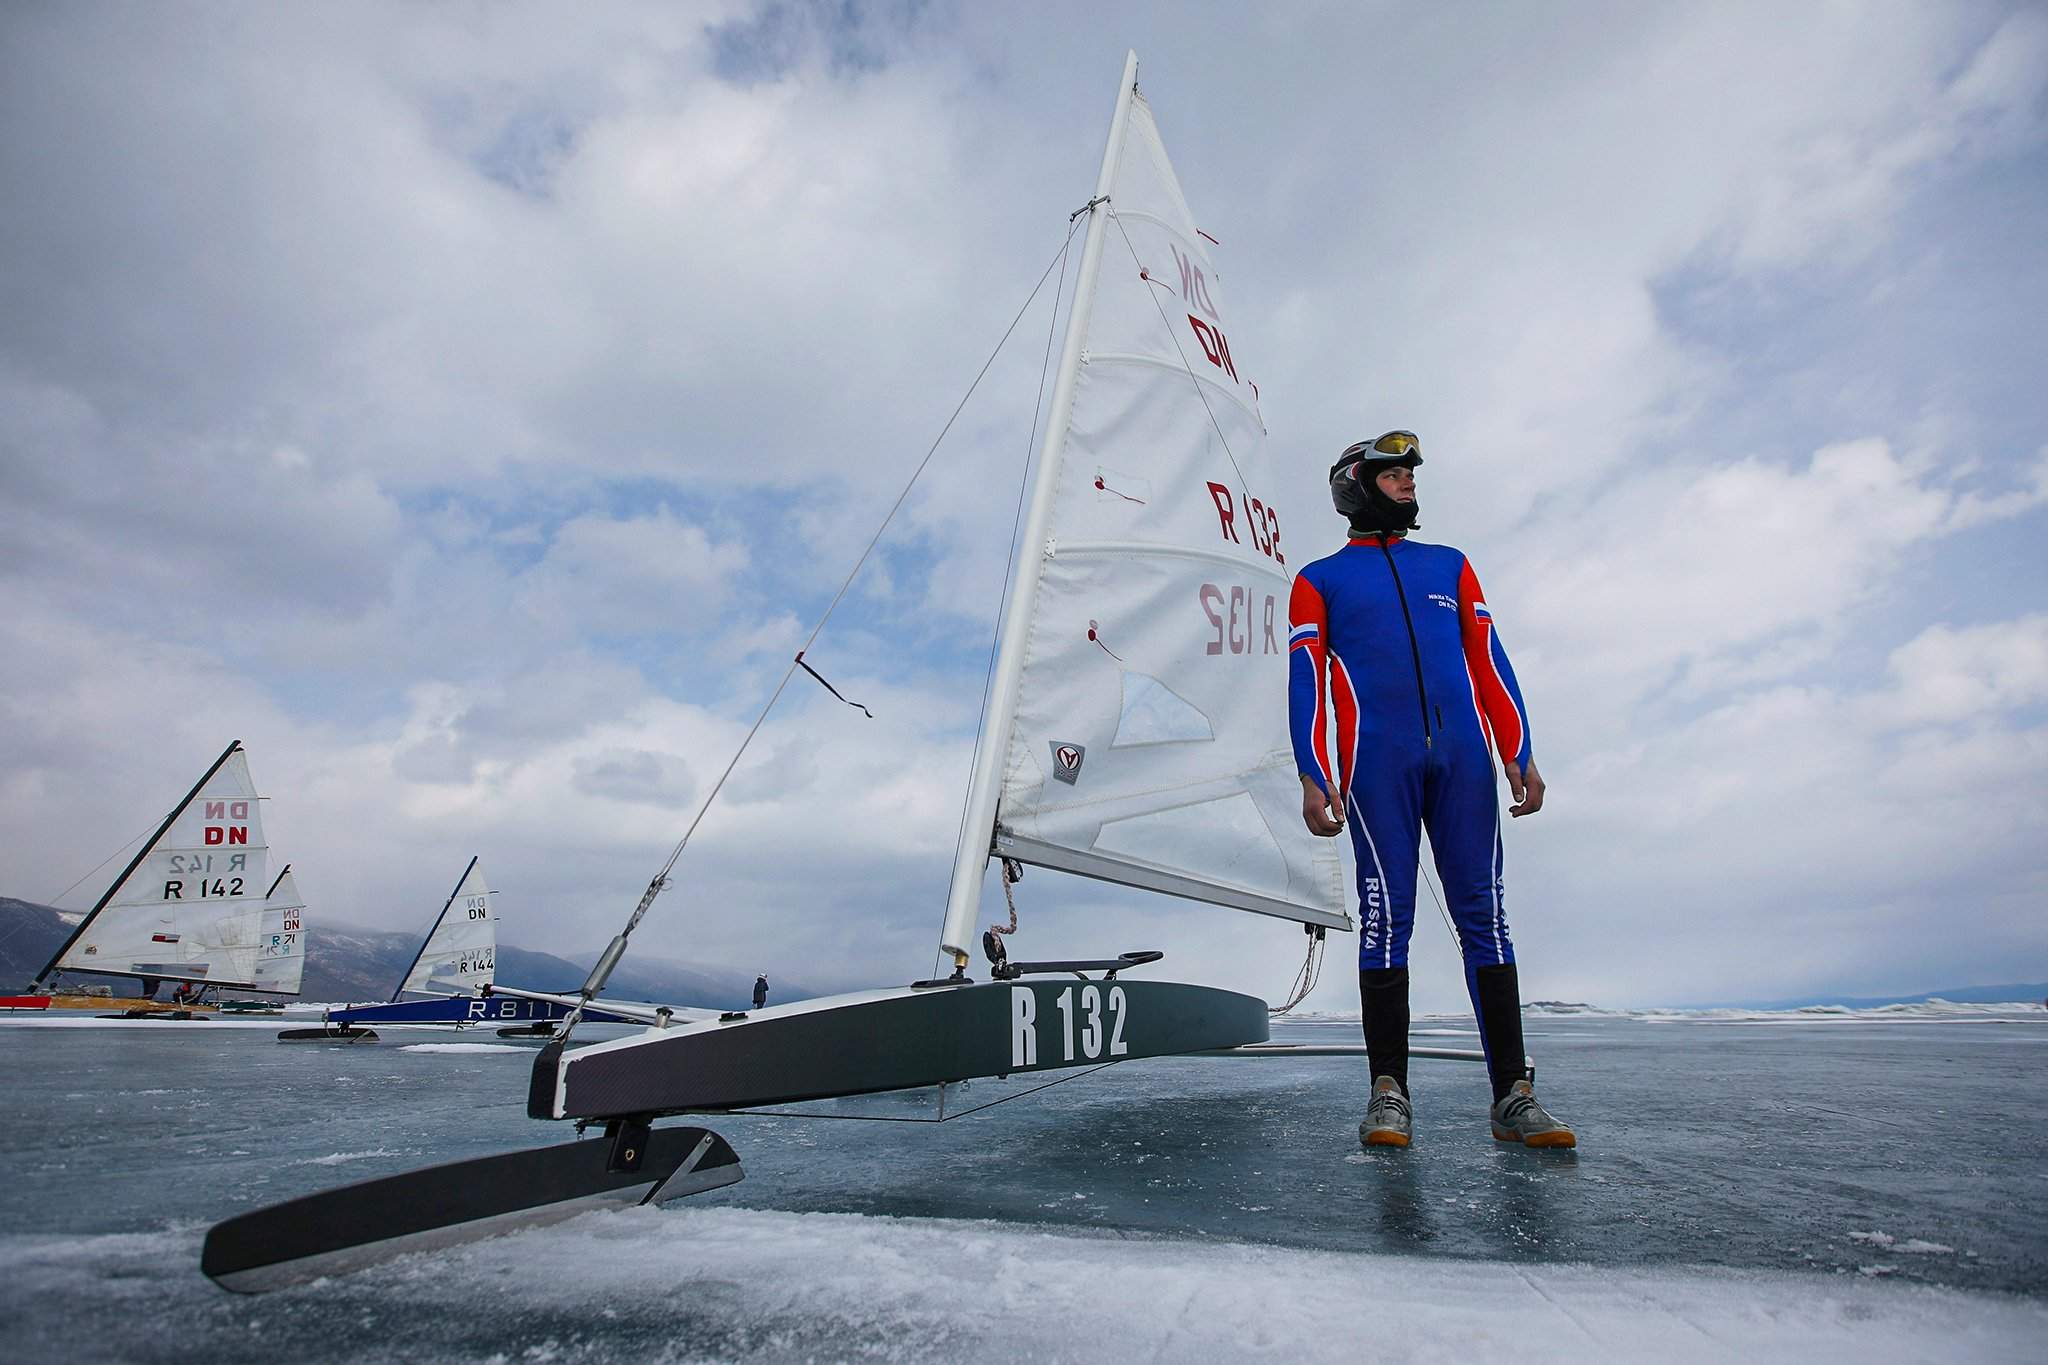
[396,1043,530,1054]
[393,1206,2048,1361]
[0,1211,2044,1362]
[293,1149,399,1166]
[1848,1230,1957,1256]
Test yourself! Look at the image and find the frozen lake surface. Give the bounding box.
[2,1006,2044,1361]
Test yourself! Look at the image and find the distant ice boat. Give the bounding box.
[280,858,638,1042]
[29,741,308,1015]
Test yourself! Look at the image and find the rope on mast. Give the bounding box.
[1268,925,1326,1016]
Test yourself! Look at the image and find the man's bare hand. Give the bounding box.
[1505,760,1545,817]
[1301,774,1345,836]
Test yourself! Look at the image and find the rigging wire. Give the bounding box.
[727,1060,1121,1124]
[1417,861,1463,947]
[0,824,154,967]
[44,826,151,908]
[552,223,1092,1043]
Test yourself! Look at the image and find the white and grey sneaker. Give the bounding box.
[1359,1075,1412,1148]
[1489,1079,1576,1148]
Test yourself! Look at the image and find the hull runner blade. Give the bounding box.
[201,1127,741,1293]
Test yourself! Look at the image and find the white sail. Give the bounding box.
[251,866,306,996]
[942,54,1348,961]
[395,857,496,999]
[49,742,275,989]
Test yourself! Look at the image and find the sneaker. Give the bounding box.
[1359,1075,1412,1148]
[1489,1079,1575,1148]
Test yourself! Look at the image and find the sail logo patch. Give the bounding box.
[152,933,181,943]
[1050,742,1086,785]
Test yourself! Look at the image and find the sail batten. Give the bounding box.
[1052,541,1294,583]
[939,54,1349,960]
[1081,351,1265,417]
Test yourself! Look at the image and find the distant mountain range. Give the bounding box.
[0,896,820,1010]
[1711,983,2048,1010]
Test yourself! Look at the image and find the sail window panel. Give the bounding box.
[1089,791,1287,899]
[1002,551,1279,804]
[1113,672,1214,747]
[115,900,268,984]
[999,470,1340,922]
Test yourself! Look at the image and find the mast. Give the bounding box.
[29,739,244,990]
[937,51,1141,968]
[392,855,479,1001]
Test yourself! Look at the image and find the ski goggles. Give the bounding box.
[1333,430,1422,475]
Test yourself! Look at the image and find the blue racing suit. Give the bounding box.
[1287,534,1532,992]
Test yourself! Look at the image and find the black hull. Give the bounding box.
[532,977,1269,1120]
[277,1026,378,1043]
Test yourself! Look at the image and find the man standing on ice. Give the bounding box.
[1287,431,1575,1150]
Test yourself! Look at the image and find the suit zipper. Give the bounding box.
[1376,539,1433,749]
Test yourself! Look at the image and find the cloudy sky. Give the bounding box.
[3,1,2043,1013]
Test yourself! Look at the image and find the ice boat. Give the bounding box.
[280,857,641,1041]
[30,741,309,1012]
[204,51,1502,1291]
[517,45,1351,1122]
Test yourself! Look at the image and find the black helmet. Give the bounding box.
[1330,431,1422,531]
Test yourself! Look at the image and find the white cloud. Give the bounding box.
[1870,615,2048,728]
[519,507,747,634]
[1505,436,2048,725]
